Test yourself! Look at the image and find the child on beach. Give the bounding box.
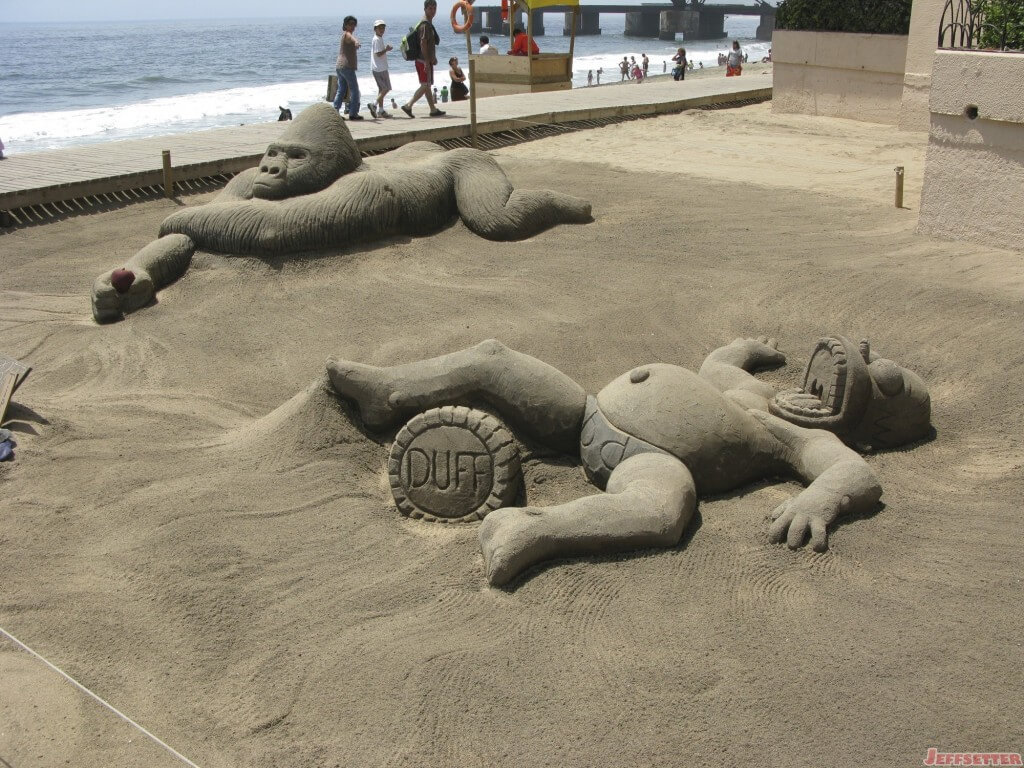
[368,20,393,119]
[587,70,593,86]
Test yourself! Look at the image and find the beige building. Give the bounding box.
[772,0,1024,252]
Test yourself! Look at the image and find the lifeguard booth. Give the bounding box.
[470,0,579,97]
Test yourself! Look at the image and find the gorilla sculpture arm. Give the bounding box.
[91,104,591,322]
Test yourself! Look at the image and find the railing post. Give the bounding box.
[469,59,478,149]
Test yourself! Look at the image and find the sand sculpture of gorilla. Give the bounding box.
[91,103,592,322]
[326,335,931,586]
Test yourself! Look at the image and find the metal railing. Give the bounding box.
[938,0,1024,51]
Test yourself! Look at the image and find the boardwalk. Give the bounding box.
[0,76,770,217]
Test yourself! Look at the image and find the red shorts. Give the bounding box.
[415,60,434,85]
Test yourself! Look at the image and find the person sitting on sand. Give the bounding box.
[508,27,539,56]
[90,103,591,323]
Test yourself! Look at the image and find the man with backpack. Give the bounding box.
[401,0,445,118]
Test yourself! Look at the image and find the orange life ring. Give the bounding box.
[451,0,474,33]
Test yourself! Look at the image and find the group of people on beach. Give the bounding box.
[583,39,748,90]
[618,54,650,82]
[332,1,453,121]
[332,1,550,122]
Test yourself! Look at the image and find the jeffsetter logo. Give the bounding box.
[924,749,1023,766]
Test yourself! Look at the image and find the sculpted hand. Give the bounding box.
[768,488,850,552]
[91,267,155,323]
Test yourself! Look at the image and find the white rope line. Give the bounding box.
[0,625,201,768]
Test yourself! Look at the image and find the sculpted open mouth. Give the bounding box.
[769,336,869,432]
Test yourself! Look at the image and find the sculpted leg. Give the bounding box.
[327,339,587,453]
[91,234,195,323]
[479,453,696,586]
[698,336,785,408]
[446,149,592,240]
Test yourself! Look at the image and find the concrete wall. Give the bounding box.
[918,51,1024,252]
[898,0,946,131]
[772,30,909,124]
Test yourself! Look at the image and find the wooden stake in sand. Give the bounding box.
[895,165,904,209]
[162,149,174,199]
[0,355,31,425]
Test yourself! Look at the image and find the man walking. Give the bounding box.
[333,16,363,121]
[369,19,393,118]
[402,0,445,118]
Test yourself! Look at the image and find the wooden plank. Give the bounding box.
[0,372,17,426]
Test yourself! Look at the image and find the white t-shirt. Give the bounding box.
[371,35,389,72]
[727,47,743,68]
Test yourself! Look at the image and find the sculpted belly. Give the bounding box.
[595,364,772,493]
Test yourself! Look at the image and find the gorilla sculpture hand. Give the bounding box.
[91,103,592,322]
[325,335,930,586]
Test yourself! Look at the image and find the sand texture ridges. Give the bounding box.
[1,103,1022,767]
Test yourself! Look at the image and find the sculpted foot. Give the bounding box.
[325,358,405,430]
[479,506,553,587]
[91,267,155,323]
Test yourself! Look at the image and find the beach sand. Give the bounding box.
[1,101,1022,767]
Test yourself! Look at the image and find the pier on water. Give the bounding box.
[470,3,776,41]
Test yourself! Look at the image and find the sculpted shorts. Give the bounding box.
[415,60,434,85]
[373,70,392,92]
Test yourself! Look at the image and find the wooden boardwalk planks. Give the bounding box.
[0,77,770,212]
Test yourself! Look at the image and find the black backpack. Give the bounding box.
[400,20,439,61]
[401,22,423,61]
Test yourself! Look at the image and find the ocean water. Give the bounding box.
[0,14,769,154]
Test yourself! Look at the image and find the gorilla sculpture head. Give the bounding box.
[253,103,363,200]
[769,335,931,450]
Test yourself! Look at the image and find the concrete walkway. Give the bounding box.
[0,76,771,213]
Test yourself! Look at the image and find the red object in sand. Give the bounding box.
[111,268,135,294]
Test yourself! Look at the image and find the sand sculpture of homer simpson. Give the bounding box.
[326,335,931,586]
[91,103,592,322]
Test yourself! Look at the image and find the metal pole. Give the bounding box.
[162,150,174,199]
[894,166,904,209]
[469,59,479,149]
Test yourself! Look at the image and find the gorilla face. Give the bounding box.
[252,102,363,200]
[253,142,317,200]
[769,335,931,450]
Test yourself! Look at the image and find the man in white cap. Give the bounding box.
[369,19,394,118]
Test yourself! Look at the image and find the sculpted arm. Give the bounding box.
[90,169,255,322]
[91,234,195,322]
[699,336,785,409]
[750,410,882,551]
[158,171,427,254]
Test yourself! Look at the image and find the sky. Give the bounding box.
[2,0,674,23]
